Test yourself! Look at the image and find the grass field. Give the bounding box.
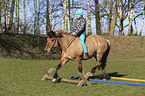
[0,58,145,96]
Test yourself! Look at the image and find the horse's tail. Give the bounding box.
[101,39,111,67]
[105,39,111,60]
[106,39,111,49]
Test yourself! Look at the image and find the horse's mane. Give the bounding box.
[53,29,70,35]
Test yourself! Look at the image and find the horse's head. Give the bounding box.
[44,30,60,53]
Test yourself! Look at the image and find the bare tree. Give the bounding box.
[6,0,10,27]
[8,0,15,33]
[87,0,92,35]
[46,0,51,32]
[139,1,145,36]
[107,0,113,34]
[2,0,5,32]
[127,0,134,36]
[50,0,53,29]
[68,0,71,30]
[63,0,68,30]
[15,0,18,34]
[95,0,101,35]
[72,0,75,23]
[23,0,26,34]
[0,0,1,27]
[110,0,118,35]
[119,0,124,35]
[17,0,20,34]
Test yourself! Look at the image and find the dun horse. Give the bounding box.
[45,29,111,82]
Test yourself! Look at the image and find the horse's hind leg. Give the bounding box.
[90,61,101,76]
[52,58,69,82]
[102,65,108,80]
[90,53,102,76]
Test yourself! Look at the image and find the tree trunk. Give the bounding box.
[95,0,101,35]
[2,0,6,33]
[110,0,118,35]
[68,0,72,30]
[23,0,26,34]
[119,0,124,35]
[46,0,51,33]
[17,0,19,34]
[139,1,145,36]
[50,0,52,30]
[0,0,1,26]
[127,0,134,36]
[133,10,137,35]
[63,0,68,30]
[107,0,113,34]
[37,0,40,34]
[72,0,74,22]
[87,0,92,35]
[15,0,18,34]
[34,0,37,34]
[6,0,10,27]
[8,0,15,33]
[2,0,5,27]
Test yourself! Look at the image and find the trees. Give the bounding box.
[0,0,144,36]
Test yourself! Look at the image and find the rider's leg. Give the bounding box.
[80,34,89,59]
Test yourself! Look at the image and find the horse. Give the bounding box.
[44,29,111,82]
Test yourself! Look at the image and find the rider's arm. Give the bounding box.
[71,20,77,33]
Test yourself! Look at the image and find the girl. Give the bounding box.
[71,8,89,59]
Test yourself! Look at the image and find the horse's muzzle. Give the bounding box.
[45,49,52,54]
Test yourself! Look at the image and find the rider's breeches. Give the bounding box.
[80,34,88,53]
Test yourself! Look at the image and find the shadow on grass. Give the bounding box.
[90,72,126,80]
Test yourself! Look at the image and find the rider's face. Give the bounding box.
[77,15,82,18]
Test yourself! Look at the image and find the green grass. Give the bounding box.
[0,59,145,96]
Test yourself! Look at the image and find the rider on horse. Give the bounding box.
[71,8,89,59]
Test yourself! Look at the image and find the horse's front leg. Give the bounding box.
[52,58,69,82]
[76,57,83,73]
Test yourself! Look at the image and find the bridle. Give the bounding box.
[49,38,57,51]
[47,36,76,55]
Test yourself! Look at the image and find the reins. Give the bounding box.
[50,39,57,50]
[51,36,76,58]
[62,36,76,51]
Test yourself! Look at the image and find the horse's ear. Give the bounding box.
[55,32,59,36]
[47,30,56,38]
[55,32,62,37]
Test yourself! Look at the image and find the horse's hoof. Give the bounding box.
[52,78,57,82]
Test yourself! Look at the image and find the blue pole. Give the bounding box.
[71,76,145,86]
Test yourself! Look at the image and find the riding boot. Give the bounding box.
[84,53,89,59]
